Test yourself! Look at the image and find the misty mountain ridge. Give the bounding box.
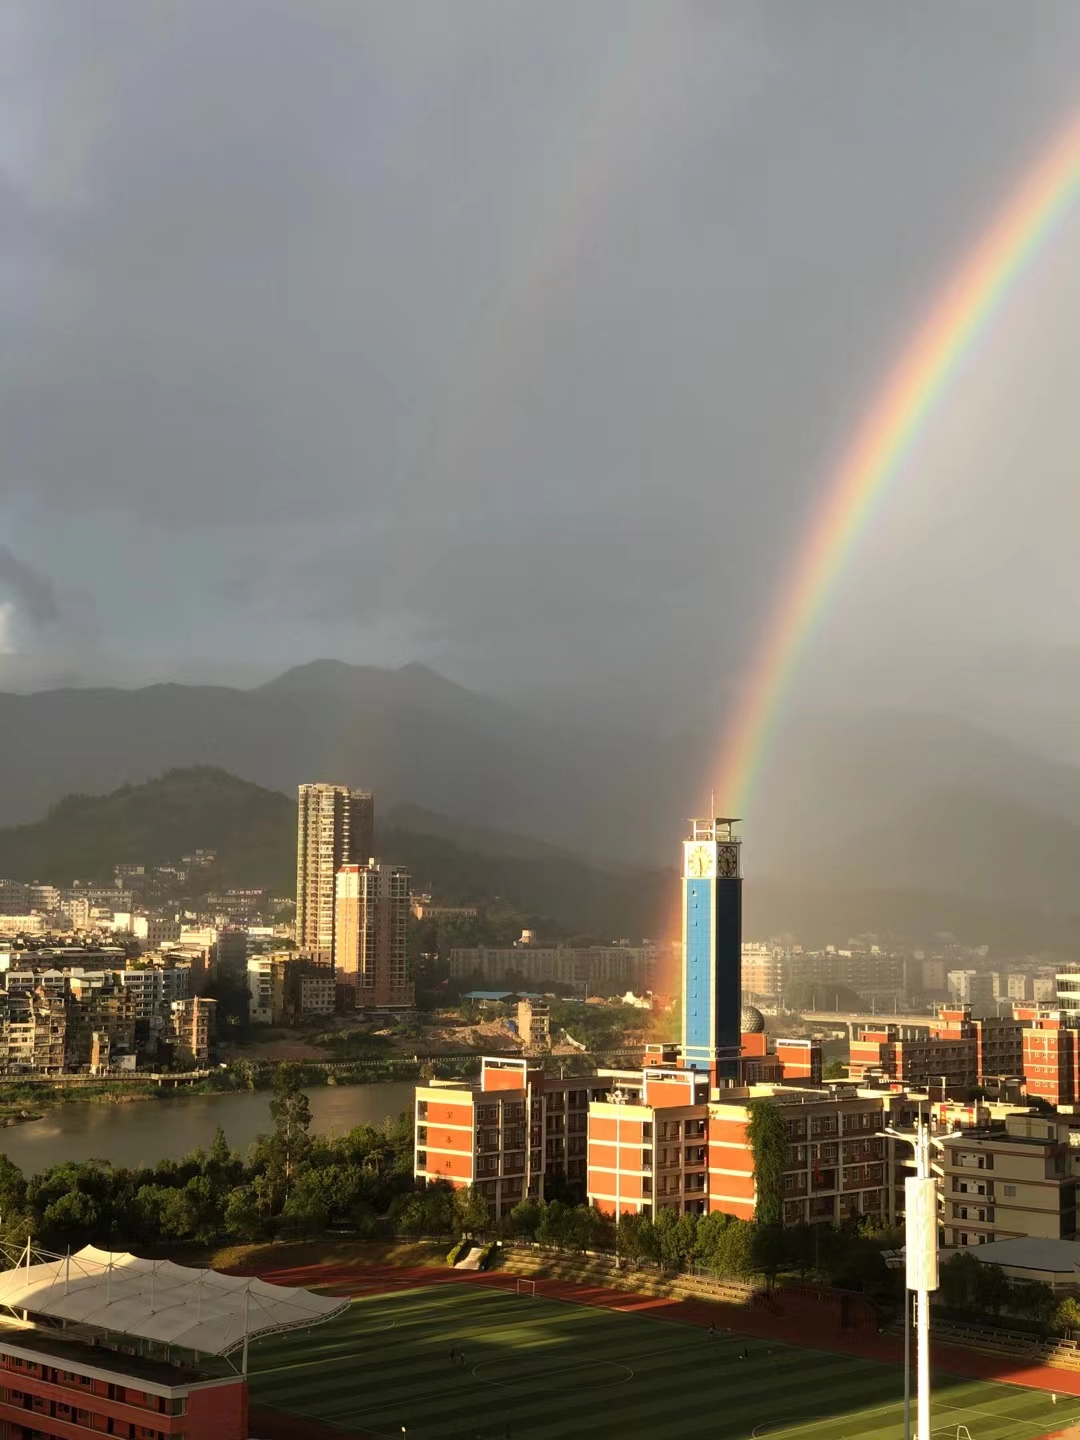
[2,764,1079,953]
[3,662,1080,936]
[0,767,674,940]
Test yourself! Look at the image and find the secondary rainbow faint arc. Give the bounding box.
[714,111,1080,819]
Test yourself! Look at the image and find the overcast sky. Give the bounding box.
[1,1,1078,755]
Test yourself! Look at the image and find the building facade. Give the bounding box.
[938,1112,1080,1249]
[295,783,374,954]
[682,817,742,1080]
[448,942,659,992]
[334,861,413,1009]
[414,1057,608,1216]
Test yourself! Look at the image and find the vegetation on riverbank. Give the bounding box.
[0,1065,416,1255]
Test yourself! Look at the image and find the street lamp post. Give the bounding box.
[885,1119,942,1440]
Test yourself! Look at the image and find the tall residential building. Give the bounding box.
[295,783,374,954]
[682,817,742,1081]
[947,969,996,1015]
[334,861,412,1009]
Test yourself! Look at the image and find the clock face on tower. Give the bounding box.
[716,845,739,878]
[686,843,715,878]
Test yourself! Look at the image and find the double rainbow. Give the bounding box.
[715,112,1080,816]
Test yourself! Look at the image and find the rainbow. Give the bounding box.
[715,112,1080,816]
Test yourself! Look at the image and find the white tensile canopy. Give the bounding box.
[0,1245,347,1355]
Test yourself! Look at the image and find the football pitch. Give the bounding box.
[248,1282,1080,1439]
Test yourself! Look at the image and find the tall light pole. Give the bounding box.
[885,1118,942,1440]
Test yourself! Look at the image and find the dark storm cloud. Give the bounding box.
[0,547,59,625]
[1,0,1078,719]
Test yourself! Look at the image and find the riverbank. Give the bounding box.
[0,1074,232,1128]
[0,1078,416,1170]
[0,1051,431,1130]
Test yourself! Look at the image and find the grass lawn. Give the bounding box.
[247,1283,1080,1439]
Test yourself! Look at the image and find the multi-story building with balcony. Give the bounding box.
[295,782,374,955]
[937,1111,1080,1249]
[448,941,662,993]
[848,1005,1023,1091]
[585,1076,888,1225]
[165,996,216,1064]
[414,1057,610,1216]
[334,860,412,1010]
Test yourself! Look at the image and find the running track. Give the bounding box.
[239,1260,1080,1440]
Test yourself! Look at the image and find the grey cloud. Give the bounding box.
[0,547,59,625]
[0,0,1077,748]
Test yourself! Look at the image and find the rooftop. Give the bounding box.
[969,1236,1080,1277]
[0,1321,224,1387]
[0,1246,347,1355]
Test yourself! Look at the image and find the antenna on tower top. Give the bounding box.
[710,787,716,818]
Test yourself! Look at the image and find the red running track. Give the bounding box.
[236,1260,1080,1438]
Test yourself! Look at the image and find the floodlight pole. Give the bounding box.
[903,1288,911,1440]
[885,1120,940,1440]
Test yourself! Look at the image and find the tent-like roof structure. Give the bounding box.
[0,1246,347,1355]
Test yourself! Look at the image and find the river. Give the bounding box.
[0,1082,416,1173]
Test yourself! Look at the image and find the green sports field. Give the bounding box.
[248,1283,1078,1439]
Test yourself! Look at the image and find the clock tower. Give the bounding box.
[682,816,742,1082]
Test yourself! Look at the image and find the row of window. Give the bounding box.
[0,1386,177,1438]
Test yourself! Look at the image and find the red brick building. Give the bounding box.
[848,1005,1023,1091]
[415,1056,613,1215]
[1017,1010,1080,1107]
[0,1245,345,1440]
[586,1076,888,1225]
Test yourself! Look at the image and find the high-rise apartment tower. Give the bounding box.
[682,816,743,1081]
[334,861,413,1009]
[295,784,374,954]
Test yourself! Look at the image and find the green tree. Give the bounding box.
[566,1205,606,1254]
[711,1217,756,1279]
[263,1063,313,1210]
[938,1251,980,1313]
[160,1176,221,1243]
[616,1211,658,1267]
[504,1197,542,1242]
[823,1059,847,1081]
[0,1154,27,1221]
[224,1186,265,1243]
[393,1195,428,1238]
[752,1224,786,1286]
[972,1262,1011,1317]
[537,1200,570,1249]
[653,1208,698,1271]
[209,1125,232,1169]
[280,1171,332,1238]
[454,1185,490,1235]
[1054,1295,1080,1337]
[692,1210,731,1270]
[42,1191,101,1250]
[1011,1279,1056,1333]
[746,1100,789,1228]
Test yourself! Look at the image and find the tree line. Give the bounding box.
[937,1250,1080,1338]
[0,1065,415,1254]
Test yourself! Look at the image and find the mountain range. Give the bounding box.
[0,767,673,940]
[2,660,1080,951]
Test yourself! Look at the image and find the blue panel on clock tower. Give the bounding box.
[684,878,714,1059]
[681,826,743,1078]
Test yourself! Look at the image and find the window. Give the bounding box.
[1003,1184,1016,1197]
